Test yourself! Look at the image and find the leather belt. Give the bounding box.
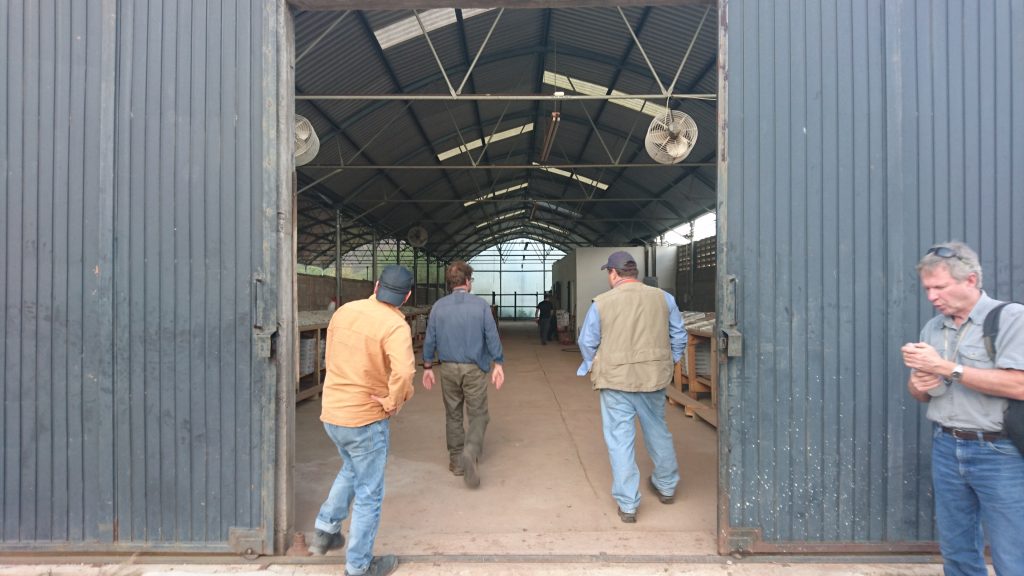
[941,426,1007,442]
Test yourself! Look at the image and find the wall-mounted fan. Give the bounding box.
[407,226,429,248]
[295,115,320,167]
[644,110,698,164]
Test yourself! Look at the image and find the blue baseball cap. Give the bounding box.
[600,251,638,271]
[376,265,414,306]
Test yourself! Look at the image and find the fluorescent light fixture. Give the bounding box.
[532,162,608,191]
[476,209,527,228]
[439,123,534,162]
[464,182,528,207]
[375,9,494,50]
[542,71,668,118]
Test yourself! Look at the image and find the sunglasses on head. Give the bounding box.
[926,246,960,259]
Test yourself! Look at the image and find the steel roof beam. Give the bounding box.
[350,12,468,251]
[298,92,714,101]
[302,162,713,170]
[455,9,495,169]
[569,45,721,234]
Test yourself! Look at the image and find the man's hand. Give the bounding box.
[908,369,943,398]
[422,368,435,391]
[491,364,505,390]
[901,342,950,375]
[371,395,400,417]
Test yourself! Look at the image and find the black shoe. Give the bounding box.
[541,341,547,345]
[617,507,637,523]
[309,529,344,555]
[462,450,480,489]
[346,554,399,576]
[649,476,675,504]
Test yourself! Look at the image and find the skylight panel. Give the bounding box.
[479,226,525,246]
[375,9,495,50]
[438,123,534,162]
[536,201,582,219]
[463,182,528,207]
[531,221,572,236]
[664,212,717,245]
[476,209,527,228]
[533,163,609,191]
[542,71,668,118]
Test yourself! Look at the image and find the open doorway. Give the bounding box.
[286,1,720,558]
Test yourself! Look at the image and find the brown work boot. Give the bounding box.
[345,555,398,576]
[617,507,637,523]
[449,459,464,476]
[309,529,344,555]
[649,475,675,504]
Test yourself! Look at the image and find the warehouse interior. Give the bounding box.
[287,2,720,556]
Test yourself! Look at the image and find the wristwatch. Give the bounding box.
[950,363,964,383]
[423,363,433,370]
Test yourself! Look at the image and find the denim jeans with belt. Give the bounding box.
[931,424,1024,576]
[600,389,679,513]
[315,419,390,576]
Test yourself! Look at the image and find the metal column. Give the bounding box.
[335,211,342,302]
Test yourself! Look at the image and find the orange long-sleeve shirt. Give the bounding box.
[320,295,416,427]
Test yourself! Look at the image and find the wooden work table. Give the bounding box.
[666,319,718,428]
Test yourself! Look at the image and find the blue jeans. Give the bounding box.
[315,419,390,576]
[600,389,679,513]
[931,425,1024,576]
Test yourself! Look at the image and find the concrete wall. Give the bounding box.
[297,275,448,311]
[296,275,373,311]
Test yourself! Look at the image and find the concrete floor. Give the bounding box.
[294,320,720,558]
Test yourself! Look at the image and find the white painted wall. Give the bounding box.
[654,245,678,299]
[572,247,637,334]
[550,251,576,314]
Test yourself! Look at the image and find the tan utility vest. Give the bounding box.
[589,282,673,392]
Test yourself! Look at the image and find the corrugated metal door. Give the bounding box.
[718,0,1024,553]
[1,0,285,552]
[1,0,118,547]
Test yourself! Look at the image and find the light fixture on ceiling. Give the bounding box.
[538,111,560,163]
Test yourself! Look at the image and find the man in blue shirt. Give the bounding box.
[422,260,505,488]
[577,251,686,523]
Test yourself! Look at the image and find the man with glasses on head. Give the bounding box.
[577,251,687,523]
[901,241,1024,576]
[422,260,505,488]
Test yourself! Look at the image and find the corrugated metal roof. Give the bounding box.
[294,3,717,266]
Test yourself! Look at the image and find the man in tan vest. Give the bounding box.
[576,251,687,523]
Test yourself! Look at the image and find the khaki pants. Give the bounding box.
[438,362,490,465]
